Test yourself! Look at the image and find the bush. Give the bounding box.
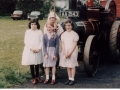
[0,67,30,88]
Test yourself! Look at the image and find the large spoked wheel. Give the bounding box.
[109,21,120,63]
[83,35,99,77]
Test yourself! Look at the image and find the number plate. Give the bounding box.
[60,11,79,17]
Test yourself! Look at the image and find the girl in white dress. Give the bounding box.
[22,19,43,84]
[59,19,79,85]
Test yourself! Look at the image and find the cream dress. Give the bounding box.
[22,29,43,65]
[59,30,79,68]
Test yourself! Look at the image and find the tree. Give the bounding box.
[0,0,17,15]
[0,0,54,16]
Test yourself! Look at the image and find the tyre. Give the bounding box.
[83,35,99,77]
[109,21,120,63]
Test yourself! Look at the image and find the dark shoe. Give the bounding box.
[69,80,74,85]
[36,77,42,83]
[65,80,70,85]
[32,78,37,85]
[51,80,55,85]
[44,79,49,84]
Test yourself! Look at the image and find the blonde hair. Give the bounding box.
[46,22,54,27]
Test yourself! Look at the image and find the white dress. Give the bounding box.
[59,30,79,68]
[22,29,43,65]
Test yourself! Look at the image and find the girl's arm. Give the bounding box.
[24,30,32,50]
[54,35,59,57]
[38,31,43,50]
[62,41,65,54]
[67,32,79,57]
[67,41,77,57]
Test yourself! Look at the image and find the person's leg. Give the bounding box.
[45,67,50,80]
[35,64,39,78]
[71,67,75,81]
[30,65,35,79]
[35,64,42,83]
[52,66,56,80]
[67,68,72,80]
[44,67,50,84]
[30,65,37,84]
[65,68,72,85]
[68,67,75,85]
[55,57,61,79]
[40,63,45,74]
[51,66,56,84]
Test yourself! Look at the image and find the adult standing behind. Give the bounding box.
[44,11,64,37]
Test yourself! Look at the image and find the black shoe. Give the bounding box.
[65,80,70,85]
[69,80,74,85]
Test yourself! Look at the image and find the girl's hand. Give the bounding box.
[53,56,57,60]
[30,48,36,53]
[35,49,40,53]
[45,55,48,59]
[66,53,72,59]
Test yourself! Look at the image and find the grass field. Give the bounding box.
[0,17,48,88]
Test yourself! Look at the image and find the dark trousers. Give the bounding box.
[30,65,39,79]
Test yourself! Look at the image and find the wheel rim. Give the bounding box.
[84,35,99,77]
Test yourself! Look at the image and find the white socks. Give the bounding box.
[46,75,55,80]
[69,78,74,81]
[46,75,49,80]
[52,75,55,80]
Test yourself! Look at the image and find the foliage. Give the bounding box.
[0,0,54,17]
[0,67,30,88]
[0,0,17,15]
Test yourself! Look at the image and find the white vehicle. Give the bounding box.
[27,11,43,20]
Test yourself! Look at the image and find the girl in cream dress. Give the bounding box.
[22,19,43,84]
[59,19,79,85]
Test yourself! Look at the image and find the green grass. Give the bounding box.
[0,18,47,88]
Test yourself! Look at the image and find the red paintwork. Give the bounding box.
[86,0,93,7]
[100,0,120,17]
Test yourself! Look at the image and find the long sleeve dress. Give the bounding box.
[43,32,59,67]
[22,29,43,65]
[59,30,79,68]
[44,23,64,53]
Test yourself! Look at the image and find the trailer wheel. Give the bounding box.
[109,21,120,63]
[83,35,99,77]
